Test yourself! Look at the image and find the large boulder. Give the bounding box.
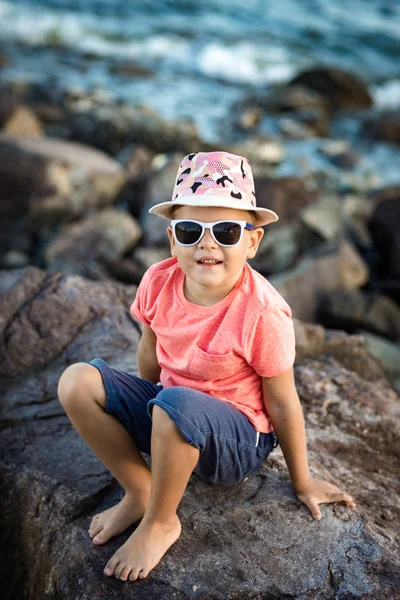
[0,267,399,599]
[0,133,126,231]
[291,67,373,111]
[362,110,400,145]
[44,208,142,279]
[270,240,369,322]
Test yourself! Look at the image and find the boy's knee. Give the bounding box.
[155,387,191,414]
[58,363,106,410]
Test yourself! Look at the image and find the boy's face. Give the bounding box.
[167,206,264,294]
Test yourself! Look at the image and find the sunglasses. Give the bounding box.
[171,219,255,247]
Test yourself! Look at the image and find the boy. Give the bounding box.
[58,151,355,583]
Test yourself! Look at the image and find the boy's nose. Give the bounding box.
[199,227,217,247]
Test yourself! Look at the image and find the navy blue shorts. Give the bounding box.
[88,358,278,486]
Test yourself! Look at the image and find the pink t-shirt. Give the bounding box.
[130,257,295,433]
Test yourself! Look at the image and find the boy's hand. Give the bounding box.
[294,477,356,520]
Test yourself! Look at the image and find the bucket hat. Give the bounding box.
[148,151,279,227]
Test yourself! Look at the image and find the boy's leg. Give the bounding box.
[103,403,200,581]
[58,363,153,544]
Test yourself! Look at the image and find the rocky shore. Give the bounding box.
[1,66,400,598]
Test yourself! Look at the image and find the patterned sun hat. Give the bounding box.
[148,151,279,227]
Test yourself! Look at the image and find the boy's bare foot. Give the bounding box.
[89,493,149,545]
[103,515,182,581]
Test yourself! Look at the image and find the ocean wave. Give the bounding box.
[372,80,400,108]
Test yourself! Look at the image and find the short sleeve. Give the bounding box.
[245,307,296,378]
[130,268,151,327]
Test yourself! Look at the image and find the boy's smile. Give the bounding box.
[167,206,264,306]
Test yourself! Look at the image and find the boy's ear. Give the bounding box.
[247,226,264,259]
[167,226,177,257]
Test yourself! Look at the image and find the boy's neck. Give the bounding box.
[183,268,244,307]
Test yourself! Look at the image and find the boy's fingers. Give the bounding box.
[328,492,356,505]
[306,499,322,520]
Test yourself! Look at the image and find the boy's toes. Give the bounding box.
[93,532,109,545]
[89,523,103,538]
[129,569,141,581]
[139,569,149,579]
[119,566,132,581]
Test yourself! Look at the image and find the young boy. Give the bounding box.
[58,151,355,583]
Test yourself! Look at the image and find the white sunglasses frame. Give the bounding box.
[171,219,255,247]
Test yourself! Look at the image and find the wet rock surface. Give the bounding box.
[1,268,399,600]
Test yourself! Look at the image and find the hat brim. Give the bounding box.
[148,197,279,227]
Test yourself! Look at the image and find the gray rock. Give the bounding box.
[318,289,400,341]
[359,331,400,384]
[44,208,142,279]
[362,109,400,145]
[0,133,126,231]
[248,222,319,275]
[0,268,399,599]
[290,67,373,111]
[300,194,345,241]
[270,240,369,322]
[293,319,387,381]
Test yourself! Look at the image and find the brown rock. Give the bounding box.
[109,62,154,78]
[0,99,43,137]
[270,240,369,322]
[293,319,387,381]
[0,268,399,598]
[254,176,318,224]
[291,67,373,111]
[368,197,400,279]
[362,110,400,145]
[0,133,126,230]
[318,289,400,341]
[44,208,142,279]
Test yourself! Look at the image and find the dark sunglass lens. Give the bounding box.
[213,222,241,245]
[175,221,202,244]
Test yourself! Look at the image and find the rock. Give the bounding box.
[368,196,400,279]
[0,99,43,137]
[0,133,126,231]
[270,240,369,322]
[359,331,400,386]
[109,62,154,78]
[67,97,211,156]
[132,246,172,271]
[362,109,400,145]
[117,144,155,179]
[0,267,137,381]
[233,85,330,137]
[253,176,319,224]
[293,320,386,381]
[139,154,184,246]
[230,137,286,172]
[291,67,373,111]
[0,53,11,69]
[44,208,142,279]
[319,140,359,169]
[343,194,374,247]
[300,194,345,241]
[0,268,399,599]
[318,290,400,341]
[0,249,31,269]
[248,222,320,275]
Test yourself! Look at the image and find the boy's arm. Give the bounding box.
[137,324,161,385]
[262,368,356,520]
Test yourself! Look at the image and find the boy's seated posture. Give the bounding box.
[58,151,355,582]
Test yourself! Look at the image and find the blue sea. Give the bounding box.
[0,0,399,142]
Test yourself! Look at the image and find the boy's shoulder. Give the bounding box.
[241,262,291,314]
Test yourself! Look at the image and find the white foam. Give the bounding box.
[197,41,295,86]
[372,80,400,109]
